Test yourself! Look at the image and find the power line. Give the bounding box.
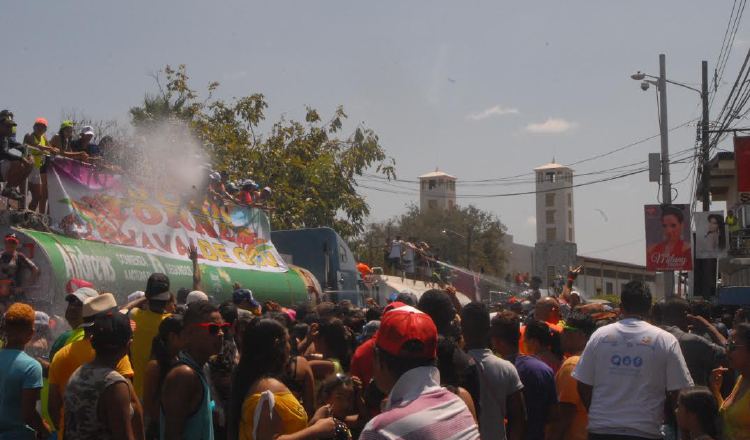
[359,151,695,199]
[364,120,696,185]
[712,0,747,107]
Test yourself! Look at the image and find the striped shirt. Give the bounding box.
[359,366,479,440]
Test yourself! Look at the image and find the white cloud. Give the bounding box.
[466,105,520,121]
[526,216,536,226]
[525,118,576,134]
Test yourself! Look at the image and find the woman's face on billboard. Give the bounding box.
[708,217,719,232]
[662,214,682,241]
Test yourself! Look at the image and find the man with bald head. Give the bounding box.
[520,297,563,354]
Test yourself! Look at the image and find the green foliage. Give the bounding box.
[352,204,508,276]
[129,65,395,238]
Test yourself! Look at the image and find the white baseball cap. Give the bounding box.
[80,126,95,136]
[185,290,209,304]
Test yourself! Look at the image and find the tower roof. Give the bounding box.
[419,170,456,179]
[534,162,572,171]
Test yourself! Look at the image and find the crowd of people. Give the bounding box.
[0,262,748,440]
[0,110,273,216]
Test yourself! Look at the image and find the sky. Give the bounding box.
[2,1,747,265]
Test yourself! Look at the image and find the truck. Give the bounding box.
[271,227,362,305]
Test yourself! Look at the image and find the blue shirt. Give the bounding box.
[511,354,557,440]
[0,349,43,439]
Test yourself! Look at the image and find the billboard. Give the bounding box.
[735,136,750,203]
[644,204,692,271]
[694,211,728,259]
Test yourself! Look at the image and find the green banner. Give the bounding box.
[23,229,308,307]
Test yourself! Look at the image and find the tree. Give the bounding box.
[129,65,395,238]
[353,204,508,276]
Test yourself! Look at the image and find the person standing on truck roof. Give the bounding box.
[130,273,172,399]
[387,236,403,276]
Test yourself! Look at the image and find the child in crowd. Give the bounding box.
[676,386,719,440]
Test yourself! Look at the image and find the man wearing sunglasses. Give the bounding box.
[161,301,226,440]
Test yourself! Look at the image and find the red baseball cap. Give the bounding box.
[66,278,94,295]
[375,305,437,359]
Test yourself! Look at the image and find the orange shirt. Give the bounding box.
[555,355,587,440]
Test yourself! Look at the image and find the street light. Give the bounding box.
[441,228,473,271]
[630,56,711,299]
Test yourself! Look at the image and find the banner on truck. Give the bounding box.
[644,204,693,271]
[46,158,288,272]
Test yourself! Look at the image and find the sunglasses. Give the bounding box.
[727,340,746,352]
[193,322,230,335]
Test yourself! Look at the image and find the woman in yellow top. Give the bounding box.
[22,118,57,213]
[230,318,339,440]
[710,323,750,440]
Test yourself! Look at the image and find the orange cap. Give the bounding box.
[34,117,48,127]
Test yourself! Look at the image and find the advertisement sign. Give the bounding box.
[694,211,728,259]
[17,229,308,308]
[644,204,693,271]
[735,136,750,203]
[46,157,288,272]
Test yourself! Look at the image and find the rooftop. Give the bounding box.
[534,161,572,171]
[419,169,457,179]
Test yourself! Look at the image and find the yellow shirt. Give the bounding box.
[555,355,587,440]
[239,391,308,440]
[48,337,133,438]
[25,134,48,168]
[130,308,169,398]
[721,375,750,440]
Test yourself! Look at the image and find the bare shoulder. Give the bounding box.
[249,377,291,395]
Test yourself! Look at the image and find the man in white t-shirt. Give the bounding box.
[573,280,693,440]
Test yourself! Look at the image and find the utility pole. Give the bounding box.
[466,227,472,271]
[696,60,717,298]
[658,53,675,299]
[701,60,711,211]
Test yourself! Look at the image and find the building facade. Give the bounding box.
[419,170,457,212]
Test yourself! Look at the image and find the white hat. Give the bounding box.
[81,293,118,325]
[127,291,145,303]
[80,126,95,136]
[185,290,209,305]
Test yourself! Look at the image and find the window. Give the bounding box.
[449,181,455,190]
[546,210,555,224]
[567,193,572,207]
[428,199,438,209]
[546,228,556,241]
[438,179,444,187]
[429,180,436,189]
[587,268,602,277]
[603,270,616,278]
[545,193,555,207]
[421,181,427,190]
[568,228,573,241]
[568,210,573,223]
[545,172,556,183]
[606,282,614,294]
